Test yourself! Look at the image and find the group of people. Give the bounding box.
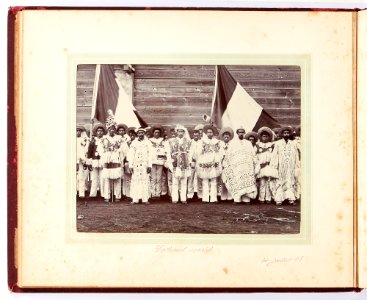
[76,112,301,206]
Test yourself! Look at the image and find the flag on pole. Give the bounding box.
[91,64,147,127]
[211,65,280,132]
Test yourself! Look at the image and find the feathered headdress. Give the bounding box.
[105,109,117,129]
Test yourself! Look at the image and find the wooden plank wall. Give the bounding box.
[76,64,301,131]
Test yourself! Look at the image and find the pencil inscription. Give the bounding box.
[261,256,304,267]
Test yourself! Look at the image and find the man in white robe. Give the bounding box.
[100,113,124,202]
[219,127,234,201]
[270,126,300,205]
[195,125,224,203]
[76,125,88,199]
[149,126,169,199]
[87,123,106,199]
[222,126,258,204]
[128,128,152,204]
[187,128,202,200]
[166,125,192,204]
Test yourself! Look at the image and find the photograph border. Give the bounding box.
[67,53,311,245]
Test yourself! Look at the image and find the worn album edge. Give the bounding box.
[357,8,367,289]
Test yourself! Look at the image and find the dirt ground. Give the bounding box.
[76,196,300,234]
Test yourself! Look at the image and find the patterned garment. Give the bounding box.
[221,138,258,200]
[100,134,123,180]
[255,142,277,179]
[196,137,223,179]
[127,139,152,202]
[168,137,192,178]
[87,136,104,169]
[270,139,300,202]
[150,137,168,165]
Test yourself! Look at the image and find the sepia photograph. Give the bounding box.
[75,63,301,234]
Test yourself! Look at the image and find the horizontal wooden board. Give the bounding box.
[135,69,300,81]
[134,79,300,89]
[132,97,300,108]
[133,90,300,100]
[134,64,300,71]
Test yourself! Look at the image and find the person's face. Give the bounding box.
[137,131,145,140]
[199,129,203,138]
[237,129,245,140]
[108,126,116,136]
[76,129,82,137]
[249,136,255,145]
[118,128,125,136]
[153,129,161,139]
[193,131,199,141]
[170,129,176,138]
[177,129,184,138]
[261,133,270,143]
[206,129,214,139]
[223,133,230,143]
[96,128,104,138]
[129,132,136,141]
[282,130,291,140]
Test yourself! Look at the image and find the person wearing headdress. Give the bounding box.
[161,126,175,200]
[294,125,301,200]
[194,124,224,203]
[127,127,152,204]
[269,126,300,205]
[100,110,124,202]
[255,127,277,204]
[145,126,152,139]
[117,123,131,144]
[81,123,93,196]
[87,123,106,199]
[149,126,169,199]
[218,127,234,201]
[116,123,130,199]
[166,124,192,204]
[127,127,136,145]
[76,125,88,199]
[187,126,203,200]
[122,127,136,199]
[222,126,258,204]
[195,123,205,139]
[245,131,259,147]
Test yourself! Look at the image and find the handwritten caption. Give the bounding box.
[155,245,214,254]
[261,256,304,267]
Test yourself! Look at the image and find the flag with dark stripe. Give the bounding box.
[92,64,146,128]
[211,65,280,132]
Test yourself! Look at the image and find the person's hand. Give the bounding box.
[147,167,151,174]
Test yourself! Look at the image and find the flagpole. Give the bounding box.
[210,65,218,126]
[90,64,101,138]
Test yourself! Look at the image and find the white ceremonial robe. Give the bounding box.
[128,138,152,203]
[195,137,224,203]
[100,134,123,201]
[222,138,258,203]
[270,139,300,204]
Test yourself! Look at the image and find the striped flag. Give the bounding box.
[211,65,280,132]
[91,64,147,127]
